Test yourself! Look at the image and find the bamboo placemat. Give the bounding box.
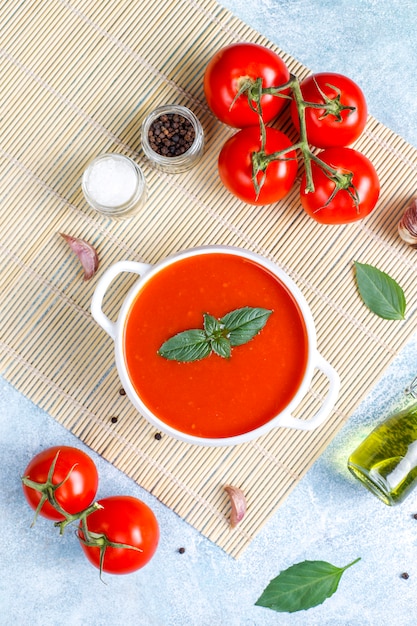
[1,0,417,558]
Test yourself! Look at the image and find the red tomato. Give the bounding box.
[290,72,368,148]
[22,446,99,521]
[78,496,160,574]
[204,43,290,128]
[300,147,380,224]
[218,126,298,205]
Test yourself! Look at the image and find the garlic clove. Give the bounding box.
[398,198,417,248]
[224,484,247,528]
[60,233,99,280]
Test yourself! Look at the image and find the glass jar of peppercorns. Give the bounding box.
[141,104,204,174]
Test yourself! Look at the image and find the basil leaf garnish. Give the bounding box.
[211,336,231,359]
[255,558,360,614]
[354,261,406,320]
[158,329,211,362]
[203,313,222,336]
[158,307,272,362]
[221,306,273,346]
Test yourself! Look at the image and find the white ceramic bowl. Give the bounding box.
[91,246,340,446]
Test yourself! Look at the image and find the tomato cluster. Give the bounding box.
[204,42,380,224]
[22,446,159,576]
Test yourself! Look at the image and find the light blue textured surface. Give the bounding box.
[2,1,417,625]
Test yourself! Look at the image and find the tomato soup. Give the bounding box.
[123,253,308,439]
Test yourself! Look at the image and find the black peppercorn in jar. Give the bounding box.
[141,105,204,173]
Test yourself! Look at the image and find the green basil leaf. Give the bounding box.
[211,336,231,359]
[255,558,360,614]
[203,313,222,337]
[354,261,406,320]
[158,329,211,362]
[158,306,273,362]
[221,307,273,346]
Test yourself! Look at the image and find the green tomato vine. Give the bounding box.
[237,73,360,205]
[21,450,140,580]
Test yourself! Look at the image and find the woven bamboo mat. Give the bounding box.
[1,0,417,558]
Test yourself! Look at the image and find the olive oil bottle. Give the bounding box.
[348,388,417,505]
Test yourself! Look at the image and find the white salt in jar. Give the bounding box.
[82,153,147,218]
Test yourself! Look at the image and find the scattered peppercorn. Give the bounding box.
[154,432,162,440]
[119,388,126,396]
[178,547,186,554]
[148,113,195,157]
[111,416,118,424]
[413,513,417,520]
[400,572,410,579]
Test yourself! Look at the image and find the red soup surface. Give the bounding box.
[124,253,308,439]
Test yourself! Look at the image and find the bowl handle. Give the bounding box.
[91,260,152,340]
[277,352,340,431]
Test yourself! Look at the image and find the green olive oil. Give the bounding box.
[348,402,417,505]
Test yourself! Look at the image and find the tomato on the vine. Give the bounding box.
[22,446,99,521]
[218,126,298,206]
[300,147,380,224]
[78,496,160,575]
[204,42,290,128]
[290,72,368,148]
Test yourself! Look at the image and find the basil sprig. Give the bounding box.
[158,306,273,362]
[255,557,360,613]
[354,261,406,320]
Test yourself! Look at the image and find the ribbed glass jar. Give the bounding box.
[141,105,204,174]
[82,153,147,219]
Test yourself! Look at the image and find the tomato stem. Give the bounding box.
[23,452,149,582]
[261,77,294,99]
[308,77,356,121]
[77,527,143,582]
[245,72,359,207]
[309,152,360,210]
[21,450,77,526]
[22,451,104,536]
[287,76,316,193]
[54,502,103,536]
[250,75,317,198]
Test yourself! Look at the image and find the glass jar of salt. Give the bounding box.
[82,153,146,218]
